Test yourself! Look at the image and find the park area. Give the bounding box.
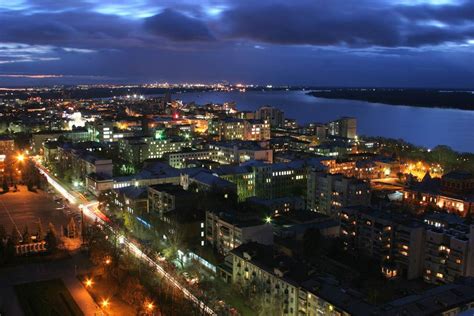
[15,278,83,316]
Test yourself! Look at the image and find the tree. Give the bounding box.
[5,237,16,260]
[98,190,114,214]
[10,227,19,245]
[2,179,8,193]
[37,219,44,241]
[160,221,186,269]
[0,225,6,264]
[0,224,6,241]
[45,222,58,251]
[120,275,146,306]
[66,218,77,238]
[22,225,30,244]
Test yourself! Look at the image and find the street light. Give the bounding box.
[101,298,109,308]
[146,301,154,311]
[84,278,93,288]
[265,216,272,224]
[105,258,111,265]
[17,154,25,162]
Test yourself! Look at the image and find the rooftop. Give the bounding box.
[379,278,474,316]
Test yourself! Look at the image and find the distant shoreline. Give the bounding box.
[308,89,474,111]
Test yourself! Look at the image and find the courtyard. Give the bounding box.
[0,185,73,237]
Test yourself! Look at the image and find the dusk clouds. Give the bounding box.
[0,0,473,86]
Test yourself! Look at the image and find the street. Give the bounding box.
[35,159,217,315]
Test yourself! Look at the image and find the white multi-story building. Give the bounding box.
[205,210,273,255]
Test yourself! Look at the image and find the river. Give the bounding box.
[173,90,474,153]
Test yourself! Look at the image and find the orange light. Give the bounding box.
[105,258,111,265]
[146,302,154,310]
[101,299,109,308]
[17,154,25,162]
[85,278,93,287]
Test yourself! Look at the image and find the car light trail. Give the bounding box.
[36,163,77,204]
[35,161,216,315]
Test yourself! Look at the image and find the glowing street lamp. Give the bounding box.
[17,154,25,162]
[85,278,93,288]
[146,301,154,311]
[105,258,111,265]
[265,216,272,224]
[101,298,109,308]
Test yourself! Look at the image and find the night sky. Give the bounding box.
[1,0,473,87]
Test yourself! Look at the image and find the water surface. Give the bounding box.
[173,90,474,153]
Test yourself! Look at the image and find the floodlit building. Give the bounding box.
[404,171,474,217]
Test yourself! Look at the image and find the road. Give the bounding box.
[35,159,216,315]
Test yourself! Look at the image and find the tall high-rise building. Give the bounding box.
[328,117,357,139]
[255,106,284,128]
[307,170,370,216]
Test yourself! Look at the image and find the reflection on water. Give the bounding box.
[173,90,474,153]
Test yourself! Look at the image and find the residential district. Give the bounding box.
[0,89,474,316]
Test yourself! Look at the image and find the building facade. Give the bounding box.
[307,171,371,216]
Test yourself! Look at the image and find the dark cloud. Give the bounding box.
[1,1,473,49]
[0,11,143,49]
[218,0,474,48]
[0,0,474,87]
[219,1,399,47]
[398,1,474,25]
[144,9,215,42]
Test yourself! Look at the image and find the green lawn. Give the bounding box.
[15,278,84,316]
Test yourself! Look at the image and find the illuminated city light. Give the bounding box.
[146,301,155,311]
[101,299,109,308]
[85,278,93,287]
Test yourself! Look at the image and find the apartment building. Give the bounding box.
[423,225,474,284]
[230,242,301,316]
[208,118,270,141]
[340,207,474,283]
[340,207,425,280]
[327,117,357,139]
[307,170,371,217]
[118,135,191,165]
[207,141,273,164]
[205,210,273,255]
[167,149,212,168]
[255,106,284,128]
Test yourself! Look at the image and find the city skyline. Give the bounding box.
[1,0,474,87]
[1,2,474,316]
